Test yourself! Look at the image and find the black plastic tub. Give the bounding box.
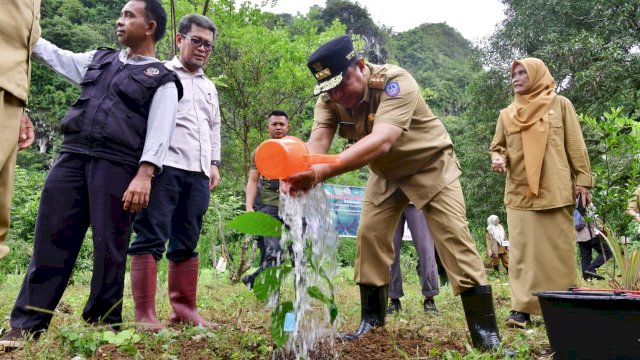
[535,290,640,360]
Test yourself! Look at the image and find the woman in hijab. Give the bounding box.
[485,215,509,273]
[489,58,592,329]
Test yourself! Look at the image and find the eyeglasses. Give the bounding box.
[180,33,213,51]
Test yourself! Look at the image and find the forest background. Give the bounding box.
[2,0,640,309]
[1,0,640,358]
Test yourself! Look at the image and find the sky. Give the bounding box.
[247,0,507,42]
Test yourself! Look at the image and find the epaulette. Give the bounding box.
[368,74,386,90]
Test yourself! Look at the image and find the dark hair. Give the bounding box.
[178,14,218,42]
[268,110,289,120]
[138,0,167,42]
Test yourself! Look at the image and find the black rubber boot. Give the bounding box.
[386,298,402,314]
[460,285,502,351]
[339,285,388,341]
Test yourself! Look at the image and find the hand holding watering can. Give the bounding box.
[255,136,339,193]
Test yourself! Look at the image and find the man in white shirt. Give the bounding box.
[128,14,221,331]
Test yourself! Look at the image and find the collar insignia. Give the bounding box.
[368,74,386,89]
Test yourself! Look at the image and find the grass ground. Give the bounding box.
[0,261,612,359]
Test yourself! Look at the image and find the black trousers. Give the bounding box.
[129,166,210,261]
[10,153,137,331]
[578,236,612,274]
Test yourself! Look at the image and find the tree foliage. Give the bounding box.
[203,0,345,178]
[390,23,480,115]
[308,0,390,63]
[485,0,640,117]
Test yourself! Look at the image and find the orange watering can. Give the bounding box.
[255,136,340,179]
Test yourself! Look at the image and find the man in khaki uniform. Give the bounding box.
[0,0,41,260]
[286,35,503,352]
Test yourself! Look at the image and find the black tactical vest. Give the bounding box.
[59,49,182,166]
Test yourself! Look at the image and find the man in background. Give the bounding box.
[243,110,290,289]
[128,13,221,331]
[387,204,439,314]
[0,0,40,260]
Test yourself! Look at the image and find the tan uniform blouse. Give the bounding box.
[312,63,461,208]
[490,95,593,210]
[0,0,41,102]
[485,231,508,255]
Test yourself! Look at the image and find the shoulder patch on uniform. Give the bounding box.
[144,67,160,77]
[384,81,400,97]
[368,74,386,89]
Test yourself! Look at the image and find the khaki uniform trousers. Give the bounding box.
[0,90,24,258]
[354,179,488,295]
[507,206,577,314]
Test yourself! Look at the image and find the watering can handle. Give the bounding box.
[302,154,340,165]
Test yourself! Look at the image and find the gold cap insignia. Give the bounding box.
[345,50,355,60]
[311,62,324,72]
[315,68,332,80]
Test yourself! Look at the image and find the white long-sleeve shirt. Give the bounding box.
[163,57,221,177]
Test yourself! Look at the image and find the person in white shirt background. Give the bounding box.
[128,13,221,332]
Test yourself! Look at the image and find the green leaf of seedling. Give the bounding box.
[307,286,330,304]
[329,301,338,324]
[270,301,293,348]
[227,212,283,237]
[307,286,338,324]
[253,265,292,301]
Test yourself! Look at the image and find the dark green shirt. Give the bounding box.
[250,149,280,207]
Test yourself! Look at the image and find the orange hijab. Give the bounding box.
[500,58,557,197]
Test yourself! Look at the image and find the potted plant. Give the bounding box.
[535,108,640,359]
[535,228,640,360]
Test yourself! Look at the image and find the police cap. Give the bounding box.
[307,35,357,96]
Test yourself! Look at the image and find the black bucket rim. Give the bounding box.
[535,289,640,301]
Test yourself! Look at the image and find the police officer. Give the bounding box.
[0,0,181,351]
[285,35,502,351]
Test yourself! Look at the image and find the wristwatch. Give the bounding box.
[211,160,222,168]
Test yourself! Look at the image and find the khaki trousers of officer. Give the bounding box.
[355,179,488,295]
[507,206,577,314]
[0,90,24,258]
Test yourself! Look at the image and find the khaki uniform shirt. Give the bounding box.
[490,95,593,210]
[163,57,221,177]
[0,0,41,102]
[312,63,461,208]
